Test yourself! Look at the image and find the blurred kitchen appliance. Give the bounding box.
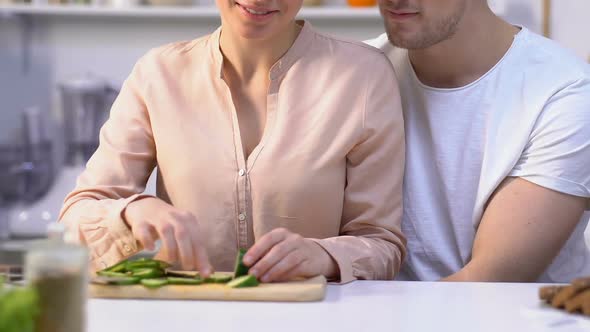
[61,75,117,166]
[7,75,118,239]
[0,107,55,239]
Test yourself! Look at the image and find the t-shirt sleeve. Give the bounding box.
[508,77,590,204]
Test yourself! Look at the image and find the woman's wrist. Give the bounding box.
[306,240,339,279]
[122,196,157,229]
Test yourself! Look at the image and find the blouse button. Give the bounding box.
[238,213,246,221]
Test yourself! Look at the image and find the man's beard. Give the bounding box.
[384,2,466,49]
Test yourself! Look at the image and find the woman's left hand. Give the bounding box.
[243,228,338,283]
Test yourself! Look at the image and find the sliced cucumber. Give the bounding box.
[205,273,233,284]
[166,277,204,285]
[154,260,172,269]
[166,271,199,278]
[112,277,141,285]
[93,276,141,285]
[227,275,259,288]
[105,260,128,273]
[132,268,165,279]
[99,258,171,276]
[96,271,132,278]
[126,260,161,270]
[141,278,169,289]
[233,248,250,278]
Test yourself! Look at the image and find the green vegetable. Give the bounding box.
[96,271,132,278]
[0,283,39,332]
[167,277,204,285]
[104,260,128,273]
[233,248,250,278]
[141,279,169,289]
[105,276,141,285]
[96,258,245,289]
[166,271,199,278]
[126,259,170,271]
[205,273,233,284]
[227,275,259,288]
[132,268,165,279]
[98,258,171,274]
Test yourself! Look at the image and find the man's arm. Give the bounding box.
[443,177,587,282]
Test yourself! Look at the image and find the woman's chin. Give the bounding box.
[235,25,279,41]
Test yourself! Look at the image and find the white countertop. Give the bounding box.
[88,281,590,332]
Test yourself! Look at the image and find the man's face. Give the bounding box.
[378,0,468,49]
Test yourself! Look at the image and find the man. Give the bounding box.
[367,0,590,282]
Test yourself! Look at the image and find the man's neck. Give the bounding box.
[408,5,520,89]
[219,22,301,84]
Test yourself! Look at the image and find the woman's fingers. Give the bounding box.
[157,222,179,264]
[243,228,290,267]
[174,211,212,275]
[173,222,196,271]
[127,198,212,274]
[193,242,213,277]
[187,221,213,276]
[249,232,301,279]
[260,250,306,283]
[134,224,157,251]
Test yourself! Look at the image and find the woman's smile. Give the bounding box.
[235,1,279,22]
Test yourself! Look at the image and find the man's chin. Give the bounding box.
[386,32,418,49]
[386,30,440,50]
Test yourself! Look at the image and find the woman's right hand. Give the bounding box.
[123,197,213,276]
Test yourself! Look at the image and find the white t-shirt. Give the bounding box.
[367,28,590,282]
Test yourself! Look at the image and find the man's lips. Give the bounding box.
[386,9,419,20]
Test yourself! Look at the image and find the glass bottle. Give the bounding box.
[25,222,89,332]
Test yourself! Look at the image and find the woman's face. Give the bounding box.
[217,0,303,40]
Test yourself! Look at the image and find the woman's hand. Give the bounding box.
[123,197,213,276]
[243,228,338,282]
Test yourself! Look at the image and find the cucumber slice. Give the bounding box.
[227,275,259,288]
[96,271,132,278]
[155,260,172,269]
[111,277,141,285]
[233,248,250,278]
[141,278,169,289]
[205,273,233,284]
[93,276,141,285]
[125,260,169,271]
[105,260,129,273]
[166,271,199,278]
[166,277,204,285]
[132,268,165,279]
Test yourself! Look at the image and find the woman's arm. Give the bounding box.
[59,58,157,271]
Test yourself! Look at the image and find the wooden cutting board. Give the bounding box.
[89,274,326,302]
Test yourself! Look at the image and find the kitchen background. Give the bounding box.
[0,0,589,241]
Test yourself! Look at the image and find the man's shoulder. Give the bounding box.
[363,34,408,72]
[364,33,389,49]
[311,30,392,69]
[305,29,398,81]
[513,28,590,84]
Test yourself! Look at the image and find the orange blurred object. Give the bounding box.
[347,0,377,7]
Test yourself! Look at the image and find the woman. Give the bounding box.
[59,0,406,283]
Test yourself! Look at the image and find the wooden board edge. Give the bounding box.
[89,275,327,302]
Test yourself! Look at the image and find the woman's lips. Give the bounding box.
[236,2,278,21]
